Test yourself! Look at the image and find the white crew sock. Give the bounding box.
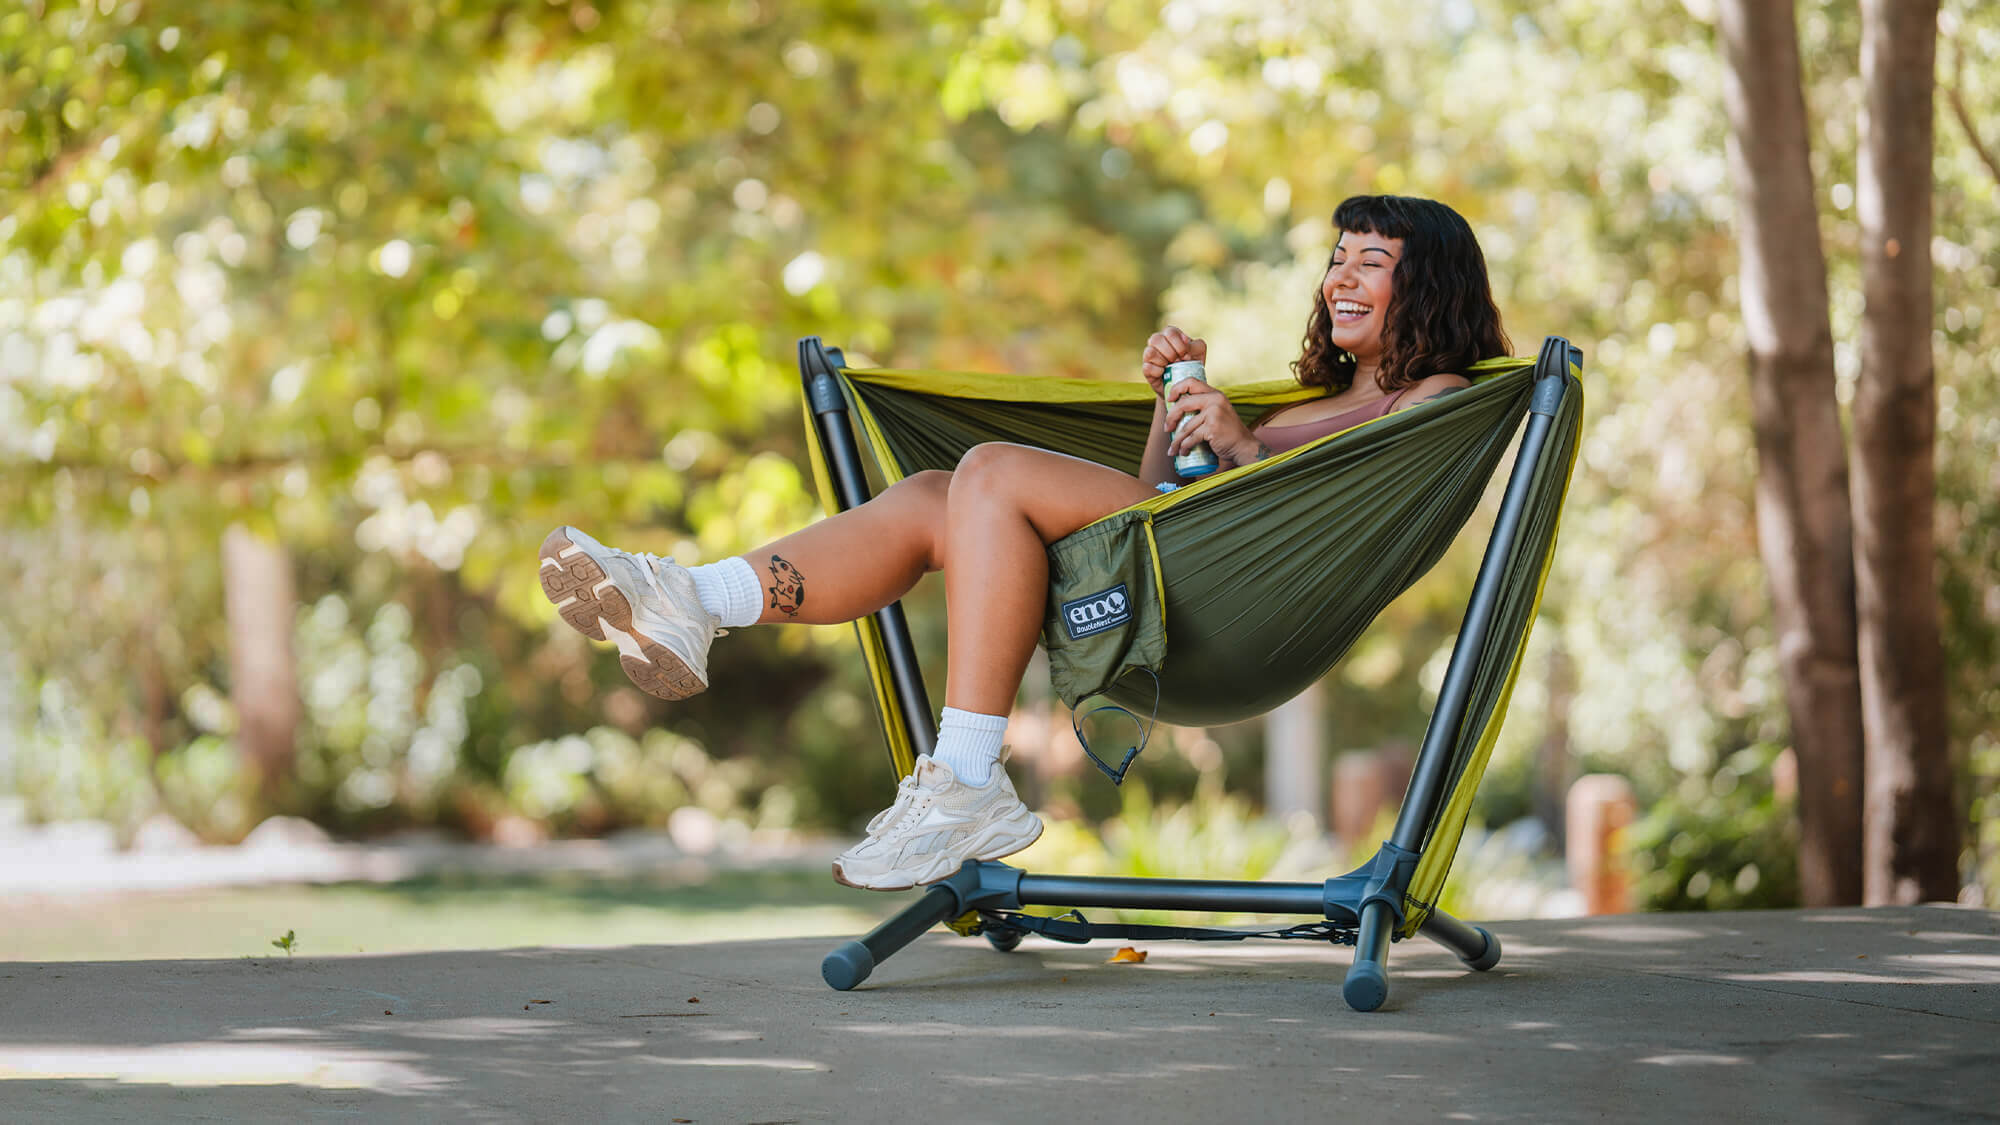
[930,706,1009,786]
[687,557,763,629]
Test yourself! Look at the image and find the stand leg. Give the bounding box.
[822,885,963,991]
[1419,908,1503,971]
[1343,899,1395,1011]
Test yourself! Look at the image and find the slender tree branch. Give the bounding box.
[1944,29,2000,185]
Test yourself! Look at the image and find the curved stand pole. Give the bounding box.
[822,863,1025,990]
[1342,337,1573,1012]
[823,885,964,991]
[1419,908,1503,971]
[798,337,935,771]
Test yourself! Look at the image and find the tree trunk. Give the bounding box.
[1855,0,1959,904]
[1717,0,1867,905]
[1265,681,1323,832]
[222,524,301,795]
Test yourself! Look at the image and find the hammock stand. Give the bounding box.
[797,334,1583,1011]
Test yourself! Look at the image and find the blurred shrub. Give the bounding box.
[0,680,156,835]
[1011,777,1325,925]
[1626,743,1799,910]
[152,734,257,843]
[289,594,491,832]
[1430,817,1577,922]
[500,726,755,834]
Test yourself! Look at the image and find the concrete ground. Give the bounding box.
[2,904,1995,1123]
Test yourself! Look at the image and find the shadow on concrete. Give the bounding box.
[1,907,1995,1122]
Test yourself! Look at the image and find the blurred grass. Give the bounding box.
[0,870,901,962]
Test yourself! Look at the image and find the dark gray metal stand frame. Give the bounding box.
[799,335,1579,1011]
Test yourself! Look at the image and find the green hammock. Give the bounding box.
[803,343,1583,943]
[803,347,1580,969]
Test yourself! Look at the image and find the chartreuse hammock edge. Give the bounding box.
[800,356,1583,935]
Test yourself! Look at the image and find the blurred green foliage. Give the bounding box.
[1627,743,1800,911]
[3,0,1997,912]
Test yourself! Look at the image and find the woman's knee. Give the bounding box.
[878,469,951,569]
[951,443,1035,500]
[884,469,952,512]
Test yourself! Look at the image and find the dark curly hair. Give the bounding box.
[1291,195,1511,393]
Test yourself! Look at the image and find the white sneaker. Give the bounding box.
[538,526,719,701]
[831,755,1043,891]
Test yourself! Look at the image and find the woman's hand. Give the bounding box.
[1140,326,1207,398]
[1164,372,1260,470]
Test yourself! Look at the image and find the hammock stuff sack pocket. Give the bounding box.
[1041,507,1169,782]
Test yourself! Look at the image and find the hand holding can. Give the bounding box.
[1164,360,1220,478]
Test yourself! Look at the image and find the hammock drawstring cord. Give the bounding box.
[1069,667,1160,786]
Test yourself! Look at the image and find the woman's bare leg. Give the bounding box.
[737,470,952,625]
[739,445,1150,711]
[735,443,1151,644]
[937,444,1157,715]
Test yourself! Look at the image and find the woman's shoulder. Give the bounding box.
[1390,373,1473,412]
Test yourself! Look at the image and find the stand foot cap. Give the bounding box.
[1344,963,1389,1012]
[822,941,875,991]
[1462,926,1502,972]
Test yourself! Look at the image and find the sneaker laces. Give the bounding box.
[865,769,931,835]
[635,553,726,637]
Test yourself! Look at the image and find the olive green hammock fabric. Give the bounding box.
[801,356,1583,933]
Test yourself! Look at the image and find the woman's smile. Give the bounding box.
[1323,231,1403,358]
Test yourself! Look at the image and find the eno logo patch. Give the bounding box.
[1061,584,1131,641]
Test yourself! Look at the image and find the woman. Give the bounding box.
[537,194,1511,891]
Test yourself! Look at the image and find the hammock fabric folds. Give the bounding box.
[802,354,1583,935]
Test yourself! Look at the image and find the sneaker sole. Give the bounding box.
[829,814,1045,892]
[538,527,705,701]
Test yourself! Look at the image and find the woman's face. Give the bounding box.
[1321,230,1403,362]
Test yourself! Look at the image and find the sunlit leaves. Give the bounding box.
[2,0,1994,875]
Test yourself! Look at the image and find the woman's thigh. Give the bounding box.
[949,443,1159,544]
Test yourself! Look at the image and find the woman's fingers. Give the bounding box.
[1166,382,1250,457]
[1141,331,1178,393]
[1147,327,1207,364]
[1165,375,1215,405]
[1165,383,1217,449]
[1144,326,1208,398]
[1163,327,1207,363]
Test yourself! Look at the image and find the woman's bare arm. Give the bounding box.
[1390,373,1472,411]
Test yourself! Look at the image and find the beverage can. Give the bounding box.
[1164,359,1220,477]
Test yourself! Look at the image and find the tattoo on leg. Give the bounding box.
[766,555,806,617]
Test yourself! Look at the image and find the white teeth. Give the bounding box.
[1334,300,1371,315]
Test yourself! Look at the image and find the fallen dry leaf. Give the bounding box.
[1108,947,1148,964]
[687,996,700,1004]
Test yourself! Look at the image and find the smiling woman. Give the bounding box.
[537,194,1513,894]
[1142,195,1510,470]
